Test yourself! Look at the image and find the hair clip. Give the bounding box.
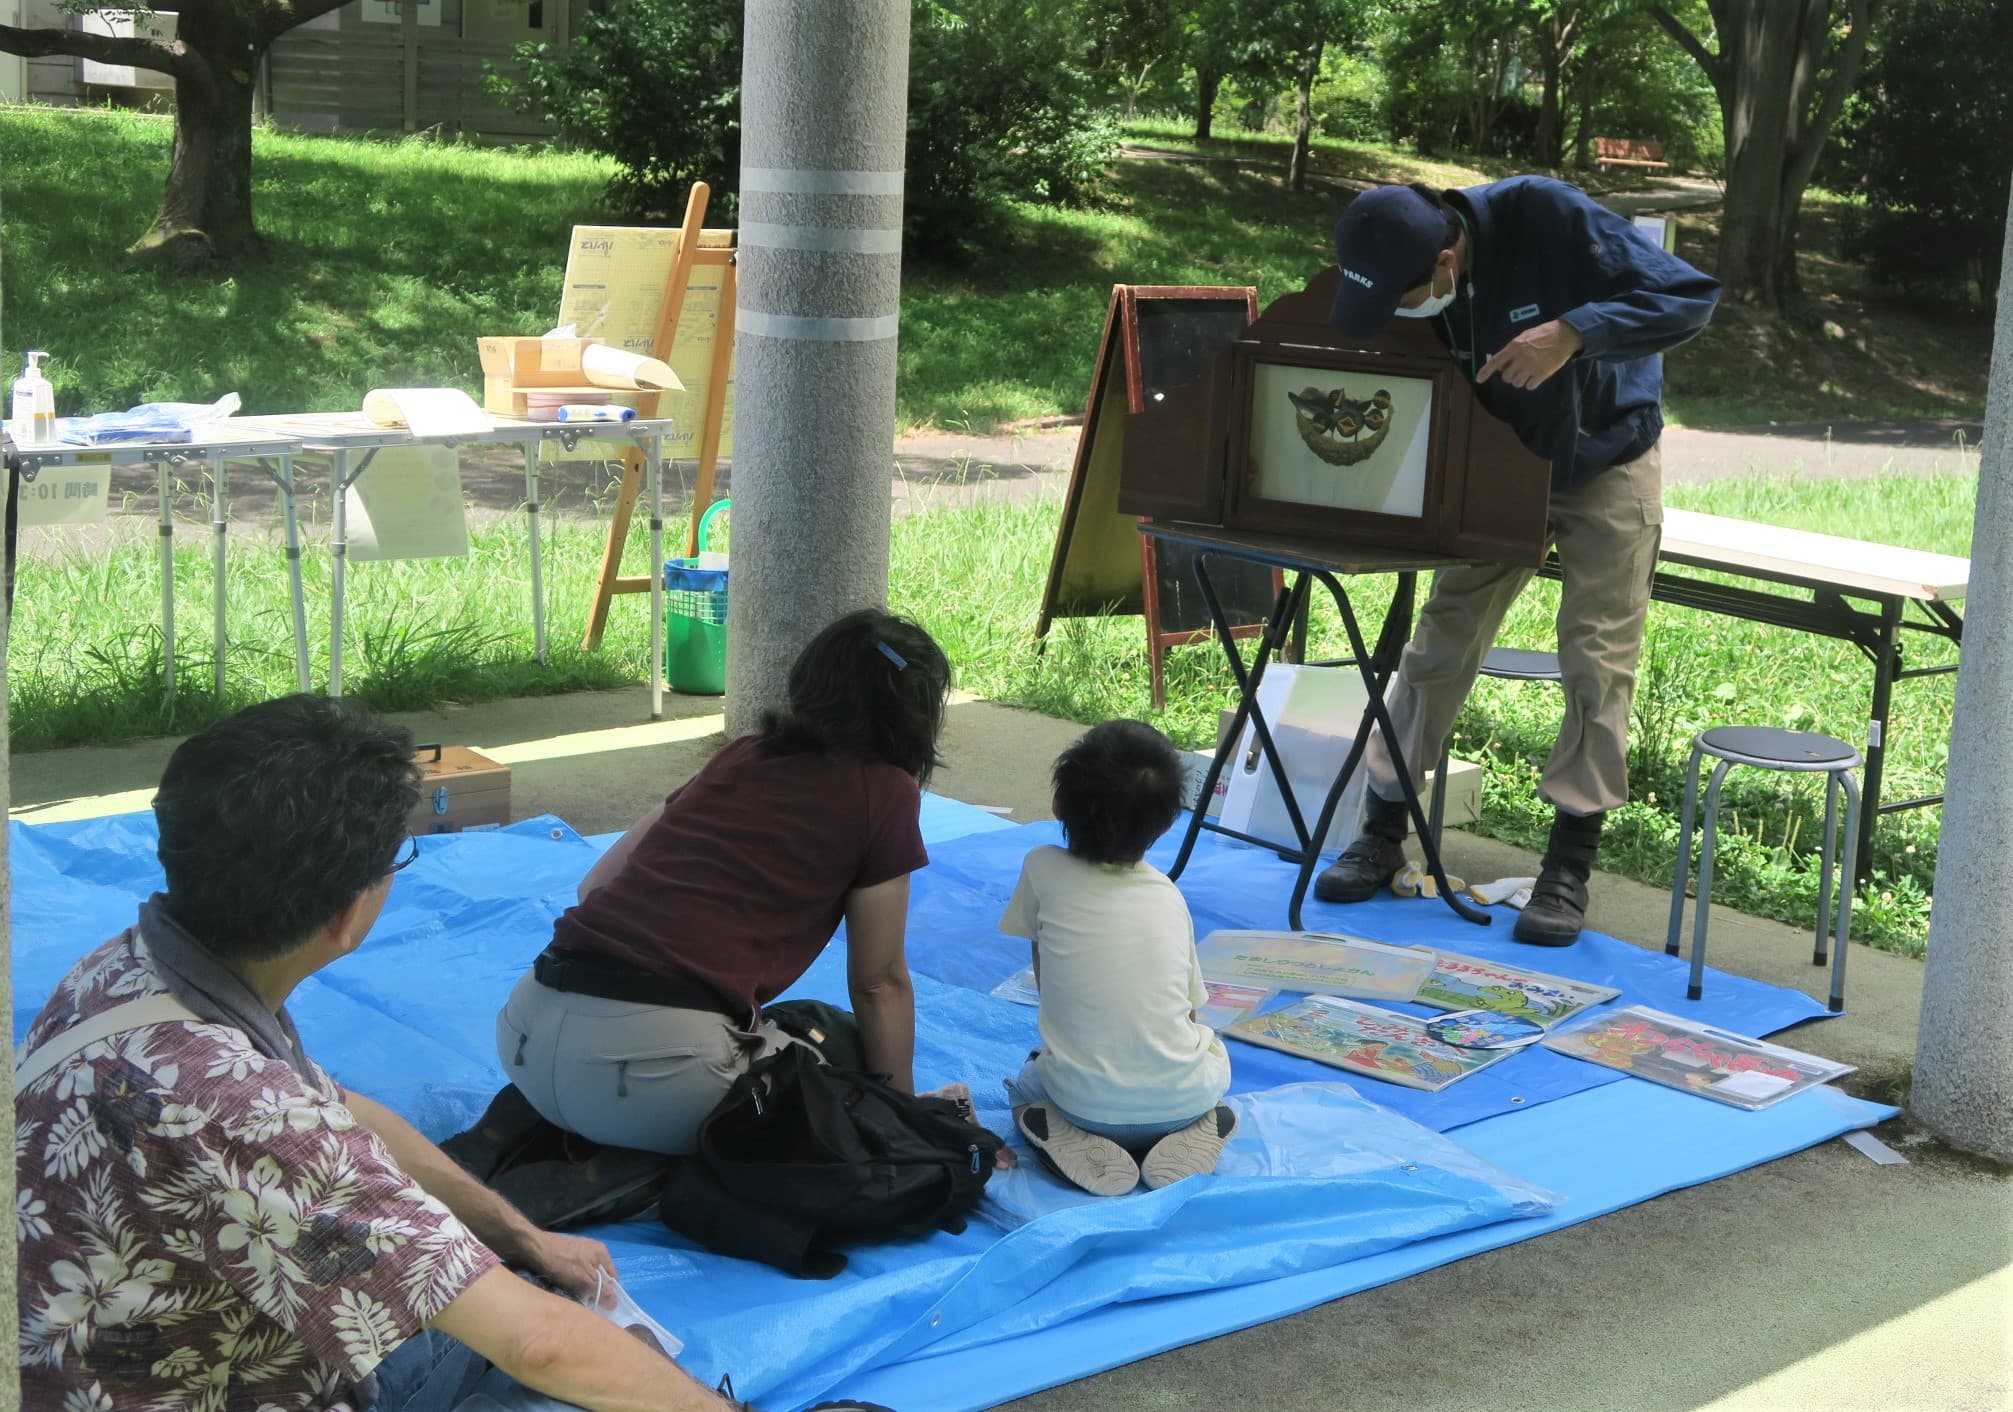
[876,640,909,670]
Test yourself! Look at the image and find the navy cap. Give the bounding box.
[1329,185,1450,334]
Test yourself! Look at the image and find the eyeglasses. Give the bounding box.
[387,836,420,876]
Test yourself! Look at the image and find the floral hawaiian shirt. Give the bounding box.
[16,930,500,1412]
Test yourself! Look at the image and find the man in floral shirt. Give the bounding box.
[15,696,739,1412]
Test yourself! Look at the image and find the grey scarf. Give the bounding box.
[137,893,315,1079]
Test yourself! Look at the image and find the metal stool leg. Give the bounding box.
[1688,759,1733,1003]
[1815,772,1838,967]
[1830,772,1860,1013]
[1428,740,1450,848]
[1667,742,1706,957]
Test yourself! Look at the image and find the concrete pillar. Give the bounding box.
[725,0,910,734]
[1911,182,2013,1163]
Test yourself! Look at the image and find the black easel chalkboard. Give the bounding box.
[1037,285,1284,708]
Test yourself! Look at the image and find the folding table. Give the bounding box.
[1547,507,1970,881]
[1141,519,1490,930]
[246,414,678,721]
[3,425,311,703]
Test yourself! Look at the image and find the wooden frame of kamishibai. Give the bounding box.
[1118,267,1552,567]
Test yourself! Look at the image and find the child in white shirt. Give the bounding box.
[1000,720,1236,1196]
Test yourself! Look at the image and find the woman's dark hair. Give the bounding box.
[1051,719,1187,865]
[153,695,422,963]
[760,609,952,783]
[1404,182,1464,290]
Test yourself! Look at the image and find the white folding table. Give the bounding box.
[243,414,677,720]
[1547,506,1969,878]
[3,425,312,703]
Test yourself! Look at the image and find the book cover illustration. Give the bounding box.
[1412,951,1621,1027]
[1197,930,1435,1002]
[1425,1009,1546,1050]
[1195,981,1280,1031]
[1224,994,1515,1092]
[1542,1005,1855,1110]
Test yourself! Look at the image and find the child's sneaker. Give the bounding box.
[1140,1104,1239,1190]
[1015,1105,1139,1197]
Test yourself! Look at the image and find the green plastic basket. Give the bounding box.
[664,499,729,696]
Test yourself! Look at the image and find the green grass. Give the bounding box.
[5,106,1987,440]
[9,470,1968,957]
[0,106,617,416]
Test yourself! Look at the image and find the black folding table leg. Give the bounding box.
[1288,569,1489,929]
[1166,559,1312,881]
[1855,598,1902,887]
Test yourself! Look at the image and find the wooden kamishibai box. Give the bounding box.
[411,745,512,835]
[1117,267,1552,565]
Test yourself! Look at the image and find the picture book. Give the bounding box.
[1412,950,1620,1027]
[1195,981,1279,1031]
[989,968,1278,1031]
[1224,994,1515,1092]
[1542,1005,1855,1110]
[1197,930,1435,1002]
[1424,1009,1545,1050]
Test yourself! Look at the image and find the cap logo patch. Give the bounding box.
[1343,268,1375,289]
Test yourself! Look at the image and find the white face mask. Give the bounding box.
[1394,264,1456,319]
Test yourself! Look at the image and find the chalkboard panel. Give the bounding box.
[1130,297,1258,407]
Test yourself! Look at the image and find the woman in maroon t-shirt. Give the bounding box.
[496,610,952,1155]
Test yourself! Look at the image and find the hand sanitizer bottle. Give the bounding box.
[10,351,55,443]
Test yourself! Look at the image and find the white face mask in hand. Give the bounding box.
[1394,263,1456,319]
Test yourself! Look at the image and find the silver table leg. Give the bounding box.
[1830,773,1861,1013]
[158,459,176,707]
[276,455,312,692]
[525,441,547,666]
[330,448,350,698]
[1666,743,1705,957]
[210,455,229,697]
[647,435,664,722]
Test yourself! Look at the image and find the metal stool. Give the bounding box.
[1429,647,1564,844]
[1666,727,1862,1013]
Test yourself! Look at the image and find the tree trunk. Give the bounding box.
[1536,44,1564,167]
[132,10,267,263]
[1194,65,1221,141]
[1572,68,1595,169]
[1289,41,1321,192]
[1658,0,1877,309]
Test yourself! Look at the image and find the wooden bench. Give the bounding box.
[1594,137,1670,172]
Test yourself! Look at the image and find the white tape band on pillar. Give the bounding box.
[739,222,903,254]
[741,167,906,196]
[738,310,902,343]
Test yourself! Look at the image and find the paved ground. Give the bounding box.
[11,687,2008,1412]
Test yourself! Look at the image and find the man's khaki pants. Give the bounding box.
[1361,444,1663,821]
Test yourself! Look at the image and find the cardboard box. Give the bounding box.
[412,745,511,834]
[476,336,608,418]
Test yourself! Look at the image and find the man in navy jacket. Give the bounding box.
[1316,178,1720,945]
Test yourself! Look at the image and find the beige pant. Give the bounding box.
[1362,444,1664,820]
[496,973,798,1156]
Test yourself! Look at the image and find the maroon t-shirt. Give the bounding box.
[550,736,929,1013]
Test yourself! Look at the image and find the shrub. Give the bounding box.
[490,0,1118,259]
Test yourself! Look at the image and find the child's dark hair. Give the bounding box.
[760,609,951,783]
[1051,719,1187,865]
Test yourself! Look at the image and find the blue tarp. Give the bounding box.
[9,800,1892,1410]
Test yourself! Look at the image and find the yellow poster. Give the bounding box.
[554,225,735,462]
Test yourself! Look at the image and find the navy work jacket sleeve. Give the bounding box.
[1548,186,1720,362]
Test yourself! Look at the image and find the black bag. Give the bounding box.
[658,1044,1001,1278]
[442,1084,674,1232]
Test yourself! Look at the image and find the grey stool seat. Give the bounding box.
[1667,727,1863,1013]
[1429,648,1563,843]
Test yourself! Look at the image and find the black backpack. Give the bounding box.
[659,1043,1002,1278]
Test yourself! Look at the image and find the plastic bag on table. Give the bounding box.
[56,393,241,446]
